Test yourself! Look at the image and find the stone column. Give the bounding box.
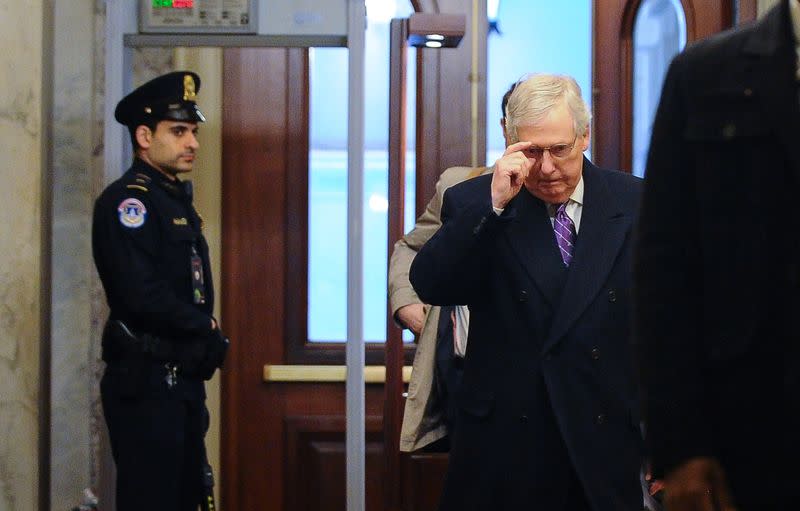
[50,0,97,508]
[0,0,48,509]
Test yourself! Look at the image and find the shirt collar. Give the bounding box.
[547,175,584,214]
[570,175,584,206]
[132,157,191,199]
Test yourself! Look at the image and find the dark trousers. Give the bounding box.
[101,365,206,511]
[435,305,464,435]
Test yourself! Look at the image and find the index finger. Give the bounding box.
[503,140,533,156]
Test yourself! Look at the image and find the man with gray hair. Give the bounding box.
[410,73,646,510]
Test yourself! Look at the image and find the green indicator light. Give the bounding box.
[151,0,192,7]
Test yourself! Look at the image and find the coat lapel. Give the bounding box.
[502,188,566,309]
[543,164,631,353]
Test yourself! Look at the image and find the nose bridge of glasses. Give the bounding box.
[540,148,558,170]
[528,133,577,160]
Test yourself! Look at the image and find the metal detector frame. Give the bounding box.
[104,2,367,509]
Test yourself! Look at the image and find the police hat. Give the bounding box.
[114,71,206,127]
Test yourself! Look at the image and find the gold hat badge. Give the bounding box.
[183,74,197,101]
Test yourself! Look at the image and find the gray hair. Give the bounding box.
[505,73,592,143]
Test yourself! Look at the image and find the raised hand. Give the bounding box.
[491,141,535,210]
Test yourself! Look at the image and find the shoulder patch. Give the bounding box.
[117,198,147,228]
[126,184,149,192]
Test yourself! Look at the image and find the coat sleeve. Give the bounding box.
[410,178,508,306]
[633,52,711,476]
[388,167,474,316]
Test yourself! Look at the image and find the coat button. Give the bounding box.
[590,347,600,360]
[608,289,617,302]
[722,123,736,139]
[518,290,528,302]
[595,413,606,425]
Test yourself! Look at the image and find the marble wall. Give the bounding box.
[50,0,97,508]
[0,0,45,510]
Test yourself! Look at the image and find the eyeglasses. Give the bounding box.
[524,134,578,160]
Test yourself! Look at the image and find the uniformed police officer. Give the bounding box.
[92,71,228,511]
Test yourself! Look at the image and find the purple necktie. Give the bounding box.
[554,203,576,266]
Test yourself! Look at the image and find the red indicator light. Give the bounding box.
[152,0,193,7]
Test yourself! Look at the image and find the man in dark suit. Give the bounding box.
[410,74,645,511]
[634,1,800,510]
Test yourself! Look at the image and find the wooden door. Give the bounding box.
[592,0,750,171]
[220,47,388,510]
[218,5,481,511]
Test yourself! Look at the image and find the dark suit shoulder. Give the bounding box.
[446,172,492,195]
[98,166,154,199]
[675,1,785,69]
[594,165,640,184]
[679,24,747,62]
[96,173,155,218]
[590,164,641,191]
[585,165,642,215]
[441,172,493,207]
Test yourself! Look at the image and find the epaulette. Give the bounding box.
[125,172,151,192]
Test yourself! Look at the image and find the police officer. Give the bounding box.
[92,71,228,511]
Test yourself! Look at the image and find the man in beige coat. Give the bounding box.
[388,84,515,452]
[389,165,489,451]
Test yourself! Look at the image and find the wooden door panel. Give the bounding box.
[286,415,384,511]
[221,46,292,511]
[401,453,449,511]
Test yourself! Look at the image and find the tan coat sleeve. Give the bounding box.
[388,166,484,318]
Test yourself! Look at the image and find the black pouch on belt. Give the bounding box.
[101,320,161,397]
